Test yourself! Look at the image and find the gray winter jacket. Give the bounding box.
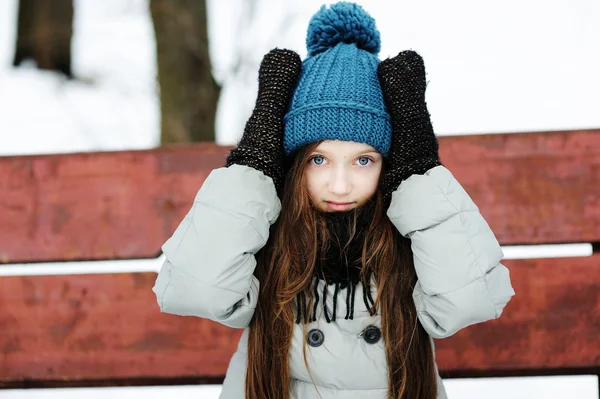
[153,164,515,398]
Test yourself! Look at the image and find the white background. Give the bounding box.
[0,0,598,397]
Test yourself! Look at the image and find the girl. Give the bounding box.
[153,2,515,398]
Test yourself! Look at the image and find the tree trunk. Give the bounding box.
[13,0,73,77]
[150,0,220,144]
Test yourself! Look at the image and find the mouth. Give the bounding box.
[325,201,355,211]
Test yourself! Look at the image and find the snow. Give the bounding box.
[3,0,600,155]
[0,0,159,155]
[0,0,599,397]
[0,243,593,277]
[1,376,598,399]
[210,0,600,144]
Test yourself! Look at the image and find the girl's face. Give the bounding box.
[305,140,383,212]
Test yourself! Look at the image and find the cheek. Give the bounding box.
[305,169,322,202]
[357,166,382,201]
[361,176,379,198]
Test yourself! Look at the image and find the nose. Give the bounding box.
[328,167,352,196]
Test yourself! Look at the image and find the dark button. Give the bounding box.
[307,329,325,347]
[362,325,381,344]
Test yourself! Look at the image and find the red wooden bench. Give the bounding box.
[1,129,599,388]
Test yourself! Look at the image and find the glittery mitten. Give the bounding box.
[225,49,302,192]
[377,50,442,205]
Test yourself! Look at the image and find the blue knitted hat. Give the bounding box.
[283,2,392,156]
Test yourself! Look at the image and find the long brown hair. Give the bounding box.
[245,142,437,398]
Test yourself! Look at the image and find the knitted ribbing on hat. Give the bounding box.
[284,2,392,156]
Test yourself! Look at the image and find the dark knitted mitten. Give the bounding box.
[225,49,302,192]
[377,50,442,206]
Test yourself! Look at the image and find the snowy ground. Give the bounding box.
[0,0,159,155]
[0,0,599,397]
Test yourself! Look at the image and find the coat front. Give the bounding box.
[153,164,515,398]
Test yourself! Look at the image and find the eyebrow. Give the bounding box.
[311,148,380,157]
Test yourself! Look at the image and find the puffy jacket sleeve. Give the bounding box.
[152,164,280,328]
[387,165,515,338]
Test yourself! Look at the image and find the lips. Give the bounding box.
[325,201,354,211]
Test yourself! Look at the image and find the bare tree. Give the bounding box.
[13,0,73,78]
[150,0,220,144]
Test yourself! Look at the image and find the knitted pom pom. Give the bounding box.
[306,2,381,57]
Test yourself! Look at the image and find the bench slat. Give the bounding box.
[1,255,598,384]
[1,129,599,264]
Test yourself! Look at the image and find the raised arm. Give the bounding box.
[153,49,302,328]
[378,50,515,338]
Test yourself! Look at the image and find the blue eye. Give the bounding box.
[311,156,325,166]
[357,156,372,166]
